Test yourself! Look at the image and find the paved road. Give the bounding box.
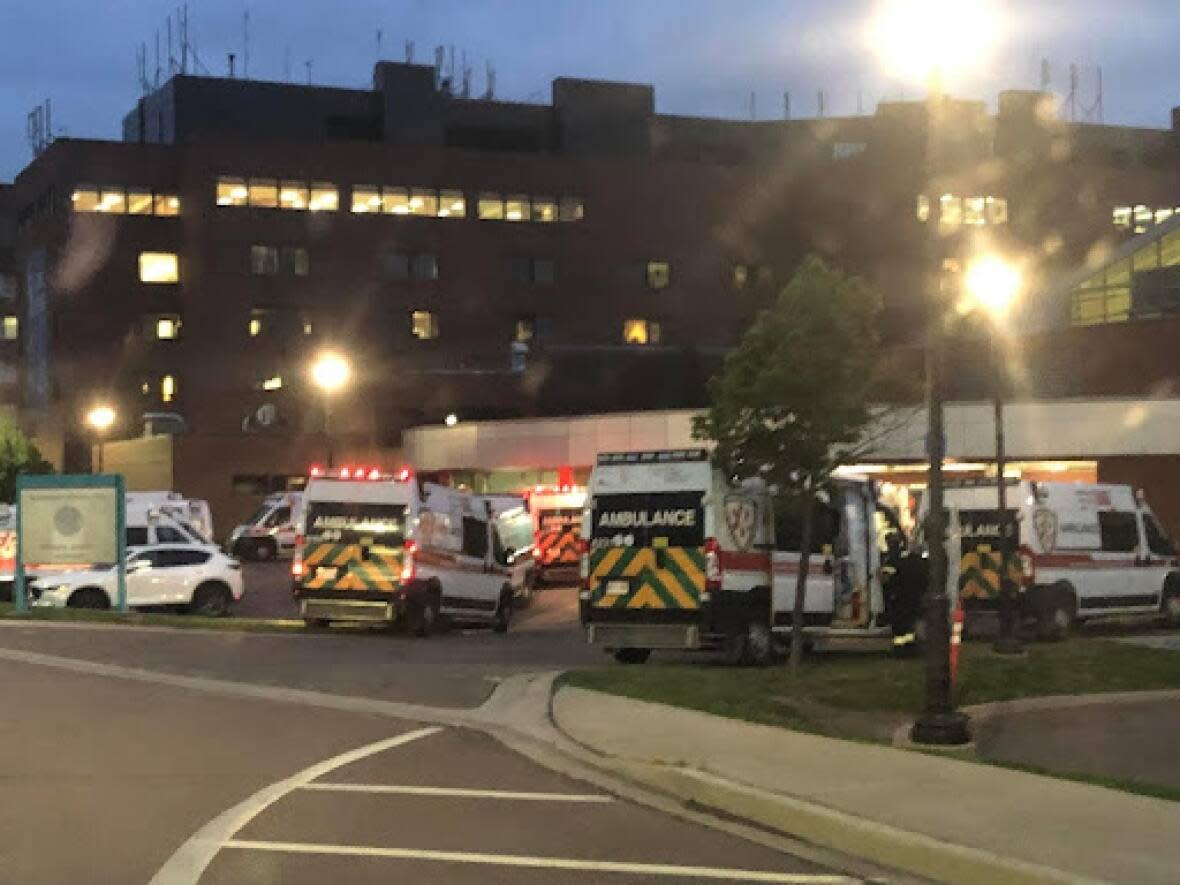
[976,697,1180,789]
[1,653,866,884]
[0,584,597,708]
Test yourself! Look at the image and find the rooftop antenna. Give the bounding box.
[179,3,188,74]
[857,89,864,115]
[405,40,414,63]
[376,28,383,61]
[1067,62,1078,121]
[227,53,236,78]
[483,62,496,100]
[154,29,161,86]
[1040,57,1051,91]
[461,51,472,99]
[748,91,756,120]
[1091,66,1104,123]
[243,10,250,79]
[817,89,826,118]
[137,43,149,94]
[166,14,174,74]
[783,91,791,120]
[305,59,313,85]
[434,45,445,90]
[283,45,291,82]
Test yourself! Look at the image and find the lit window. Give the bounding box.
[127,190,153,215]
[623,319,661,345]
[532,197,557,223]
[154,194,181,216]
[248,317,263,337]
[559,198,584,222]
[939,195,962,227]
[1134,205,1152,234]
[438,190,466,218]
[155,315,181,340]
[250,245,279,276]
[1,316,18,341]
[478,193,504,220]
[71,186,101,212]
[733,264,749,288]
[216,176,248,207]
[248,178,279,208]
[308,182,338,212]
[964,197,986,226]
[139,252,179,284]
[411,310,439,340]
[646,261,671,290]
[1112,206,1132,230]
[140,381,150,395]
[302,319,314,336]
[262,376,283,391]
[1156,208,1174,226]
[382,187,411,215]
[352,185,382,214]
[410,188,438,217]
[161,374,177,403]
[916,195,931,222]
[985,196,1009,225]
[279,181,309,210]
[99,188,127,214]
[514,317,535,343]
[505,195,530,222]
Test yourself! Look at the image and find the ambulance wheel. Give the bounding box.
[744,622,774,666]
[613,648,651,665]
[493,586,513,633]
[1036,583,1075,642]
[1161,576,1180,628]
[251,539,276,561]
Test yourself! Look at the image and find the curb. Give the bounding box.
[549,686,1098,885]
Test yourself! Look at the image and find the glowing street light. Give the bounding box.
[965,254,1023,321]
[309,352,351,467]
[865,0,1006,89]
[86,404,116,473]
[445,413,459,427]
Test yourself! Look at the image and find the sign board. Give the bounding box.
[13,474,126,614]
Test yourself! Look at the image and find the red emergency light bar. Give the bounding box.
[307,464,415,482]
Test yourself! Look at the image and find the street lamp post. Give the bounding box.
[965,254,1025,654]
[86,405,116,473]
[309,351,350,469]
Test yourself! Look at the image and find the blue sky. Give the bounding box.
[2,0,1177,179]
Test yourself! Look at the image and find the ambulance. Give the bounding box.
[293,465,526,633]
[579,449,897,665]
[527,484,587,584]
[939,480,1180,640]
[228,492,303,560]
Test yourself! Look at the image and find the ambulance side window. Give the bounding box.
[266,506,291,528]
[1143,513,1176,556]
[774,503,839,553]
[1097,511,1139,553]
[462,516,489,559]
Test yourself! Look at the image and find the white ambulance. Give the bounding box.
[527,485,587,584]
[229,492,303,560]
[579,450,896,665]
[940,480,1180,639]
[294,465,525,633]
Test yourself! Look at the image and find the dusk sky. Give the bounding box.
[2,0,1177,180]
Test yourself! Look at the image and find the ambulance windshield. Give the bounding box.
[305,502,407,546]
[591,492,705,549]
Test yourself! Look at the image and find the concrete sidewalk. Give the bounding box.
[553,686,1180,885]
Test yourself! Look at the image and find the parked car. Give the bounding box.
[30,544,244,616]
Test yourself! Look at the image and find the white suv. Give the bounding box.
[31,545,244,616]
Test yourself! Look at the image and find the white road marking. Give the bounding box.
[148,726,443,885]
[301,782,613,802]
[223,839,857,883]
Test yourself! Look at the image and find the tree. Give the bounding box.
[0,415,54,502]
[693,256,885,671]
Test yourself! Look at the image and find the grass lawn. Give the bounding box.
[0,601,304,633]
[563,637,1180,734]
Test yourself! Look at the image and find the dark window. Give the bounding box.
[412,254,439,281]
[1098,511,1139,553]
[280,246,309,277]
[533,258,556,285]
[383,252,411,280]
[157,549,211,568]
[126,527,149,546]
[382,252,438,281]
[267,506,292,528]
[251,245,279,275]
[155,526,188,544]
[774,503,841,554]
[461,516,488,559]
[1144,513,1176,556]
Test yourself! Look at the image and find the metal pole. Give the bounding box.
[993,334,1023,654]
[323,394,334,469]
[912,73,971,746]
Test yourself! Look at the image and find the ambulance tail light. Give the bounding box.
[395,466,414,483]
[401,540,418,584]
[705,537,723,591]
[292,534,305,579]
[1018,545,1036,588]
[339,467,352,479]
[578,539,591,590]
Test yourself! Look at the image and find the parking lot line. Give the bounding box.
[300,782,613,802]
[222,839,857,883]
[149,726,444,885]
